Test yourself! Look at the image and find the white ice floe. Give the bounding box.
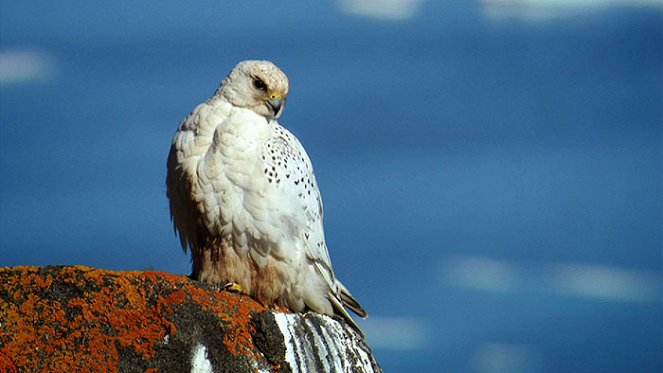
[441,255,661,303]
[481,0,663,21]
[0,49,55,86]
[338,0,427,20]
[361,316,430,351]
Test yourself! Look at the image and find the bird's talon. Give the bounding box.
[223,282,242,293]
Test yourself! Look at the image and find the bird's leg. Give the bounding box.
[222,282,271,309]
[222,282,242,293]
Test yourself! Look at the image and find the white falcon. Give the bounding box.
[166,60,366,332]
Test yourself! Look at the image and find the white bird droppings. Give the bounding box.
[191,343,214,373]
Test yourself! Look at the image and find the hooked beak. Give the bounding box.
[267,97,285,118]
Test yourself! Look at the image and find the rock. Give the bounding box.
[0,265,381,373]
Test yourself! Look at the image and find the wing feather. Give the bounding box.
[166,141,200,253]
[263,124,367,330]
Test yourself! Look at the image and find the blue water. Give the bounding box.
[2,2,661,372]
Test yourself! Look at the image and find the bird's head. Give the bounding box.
[217,60,290,121]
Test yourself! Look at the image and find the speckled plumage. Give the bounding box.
[166,60,366,332]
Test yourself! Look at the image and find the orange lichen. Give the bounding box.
[0,265,278,372]
[222,296,263,357]
[0,351,18,373]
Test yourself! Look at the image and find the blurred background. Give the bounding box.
[1,1,661,372]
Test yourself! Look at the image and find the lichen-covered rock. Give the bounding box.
[0,265,381,373]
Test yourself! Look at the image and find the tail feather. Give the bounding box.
[329,291,365,337]
[328,280,367,336]
[337,281,367,318]
[310,258,367,335]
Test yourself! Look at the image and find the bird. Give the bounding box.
[166,60,367,333]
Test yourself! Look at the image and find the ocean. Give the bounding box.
[2,1,661,371]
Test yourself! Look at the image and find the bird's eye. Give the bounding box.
[253,78,267,91]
